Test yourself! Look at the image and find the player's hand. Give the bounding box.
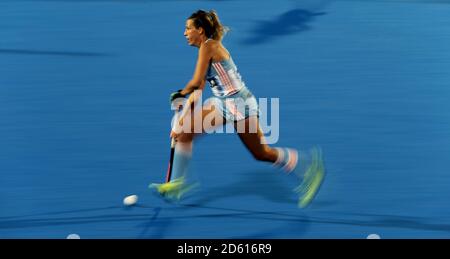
[170,89,185,104]
[170,130,180,140]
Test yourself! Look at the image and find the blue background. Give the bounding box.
[1,0,450,238]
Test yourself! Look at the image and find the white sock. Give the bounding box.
[274,147,286,166]
[171,141,193,181]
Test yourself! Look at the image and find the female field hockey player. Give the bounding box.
[150,10,324,207]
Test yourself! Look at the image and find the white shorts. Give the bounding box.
[208,87,259,122]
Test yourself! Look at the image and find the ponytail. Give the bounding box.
[188,9,229,41]
[207,10,229,40]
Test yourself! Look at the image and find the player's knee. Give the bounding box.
[178,132,193,142]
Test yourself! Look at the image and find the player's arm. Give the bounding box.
[178,44,211,118]
[171,44,211,136]
[180,43,211,96]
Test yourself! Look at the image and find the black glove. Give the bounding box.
[169,89,185,104]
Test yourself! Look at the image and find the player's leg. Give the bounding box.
[236,116,325,208]
[151,102,225,198]
[235,115,298,172]
[176,100,225,143]
[170,102,224,180]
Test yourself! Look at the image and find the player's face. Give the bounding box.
[184,19,202,47]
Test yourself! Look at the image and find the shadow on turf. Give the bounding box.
[241,8,327,45]
[188,169,298,205]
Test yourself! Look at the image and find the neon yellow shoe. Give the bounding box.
[294,147,320,193]
[149,177,198,201]
[294,147,326,208]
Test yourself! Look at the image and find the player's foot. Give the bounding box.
[149,177,198,201]
[294,147,326,208]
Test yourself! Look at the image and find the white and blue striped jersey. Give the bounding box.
[206,57,246,97]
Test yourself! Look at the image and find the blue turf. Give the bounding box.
[1,0,450,238]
